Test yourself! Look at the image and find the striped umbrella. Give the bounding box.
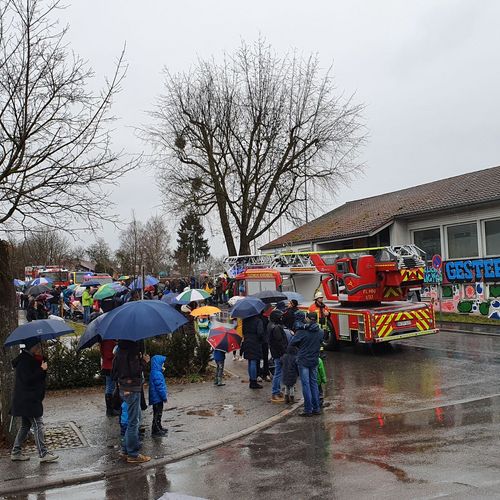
[207,325,242,353]
[175,289,211,303]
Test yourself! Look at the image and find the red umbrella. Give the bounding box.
[207,325,242,353]
[37,293,54,301]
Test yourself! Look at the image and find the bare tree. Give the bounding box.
[142,215,171,275]
[148,39,364,255]
[115,215,172,276]
[0,0,138,442]
[87,237,114,274]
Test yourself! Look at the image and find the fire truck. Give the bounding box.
[24,266,71,287]
[224,245,438,350]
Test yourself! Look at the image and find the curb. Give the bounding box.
[439,325,500,337]
[0,400,302,496]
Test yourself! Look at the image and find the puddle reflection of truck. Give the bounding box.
[224,245,438,350]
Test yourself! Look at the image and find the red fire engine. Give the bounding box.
[224,245,438,350]
[24,266,71,287]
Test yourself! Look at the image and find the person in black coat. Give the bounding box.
[281,345,299,403]
[268,310,288,402]
[282,300,299,331]
[241,314,264,389]
[10,339,58,462]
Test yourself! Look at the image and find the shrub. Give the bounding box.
[46,337,102,390]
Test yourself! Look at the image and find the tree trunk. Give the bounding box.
[238,238,252,256]
[0,240,18,444]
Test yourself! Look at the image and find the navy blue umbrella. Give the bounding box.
[160,291,186,305]
[96,300,188,341]
[77,313,107,350]
[4,319,75,347]
[283,291,304,303]
[80,280,101,287]
[250,290,287,304]
[229,297,266,319]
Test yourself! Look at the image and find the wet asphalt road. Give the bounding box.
[11,330,500,500]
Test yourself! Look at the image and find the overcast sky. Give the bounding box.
[59,0,500,255]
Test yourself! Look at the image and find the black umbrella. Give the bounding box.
[4,319,74,347]
[26,284,52,296]
[250,290,287,304]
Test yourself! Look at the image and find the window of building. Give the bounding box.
[484,219,500,256]
[446,223,478,259]
[413,228,441,261]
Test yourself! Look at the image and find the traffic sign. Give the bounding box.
[432,254,442,270]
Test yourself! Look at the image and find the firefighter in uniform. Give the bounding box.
[308,291,331,332]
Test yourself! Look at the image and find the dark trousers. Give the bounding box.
[152,402,164,434]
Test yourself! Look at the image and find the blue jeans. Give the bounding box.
[247,359,258,380]
[299,365,320,414]
[272,358,282,395]
[120,390,141,457]
[104,375,115,395]
[50,303,59,316]
[83,306,91,324]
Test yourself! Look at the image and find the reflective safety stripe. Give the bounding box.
[374,307,434,338]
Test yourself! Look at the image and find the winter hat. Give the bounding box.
[24,337,40,350]
[270,310,283,323]
[289,299,298,307]
[294,311,305,322]
[181,304,192,313]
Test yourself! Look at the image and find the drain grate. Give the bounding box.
[2,421,87,454]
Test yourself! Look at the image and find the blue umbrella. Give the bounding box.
[229,297,266,319]
[80,280,102,287]
[28,277,53,286]
[129,275,159,290]
[77,313,107,350]
[250,290,287,304]
[4,319,75,347]
[13,279,25,287]
[95,300,188,341]
[161,291,183,304]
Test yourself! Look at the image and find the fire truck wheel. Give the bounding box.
[323,328,341,352]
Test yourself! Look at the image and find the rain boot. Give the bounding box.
[249,380,263,389]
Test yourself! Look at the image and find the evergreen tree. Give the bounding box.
[175,212,210,273]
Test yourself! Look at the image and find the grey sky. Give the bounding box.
[59,0,500,255]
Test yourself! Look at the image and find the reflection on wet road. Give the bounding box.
[24,331,500,499]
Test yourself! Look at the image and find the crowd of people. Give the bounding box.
[9,277,332,464]
[239,291,329,416]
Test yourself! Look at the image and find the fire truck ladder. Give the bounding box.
[223,245,425,275]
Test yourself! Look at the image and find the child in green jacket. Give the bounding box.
[317,356,327,407]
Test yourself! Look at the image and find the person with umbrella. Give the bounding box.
[112,340,151,463]
[268,310,288,403]
[241,314,265,389]
[10,338,59,463]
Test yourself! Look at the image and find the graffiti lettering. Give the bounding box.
[444,257,500,283]
[424,267,442,284]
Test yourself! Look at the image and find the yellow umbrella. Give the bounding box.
[190,305,221,317]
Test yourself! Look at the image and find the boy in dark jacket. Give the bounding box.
[241,315,264,389]
[268,310,288,403]
[112,340,151,462]
[290,311,323,416]
[281,345,299,403]
[148,354,168,437]
[10,339,58,462]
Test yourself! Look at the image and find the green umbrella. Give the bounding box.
[93,283,119,300]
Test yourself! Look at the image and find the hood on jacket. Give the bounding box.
[306,322,321,333]
[269,310,283,323]
[151,354,166,372]
[118,340,140,353]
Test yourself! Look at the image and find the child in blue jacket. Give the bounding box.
[149,355,168,437]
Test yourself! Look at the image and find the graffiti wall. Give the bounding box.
[422,257,500,320]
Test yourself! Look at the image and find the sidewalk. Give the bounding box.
[0,356,298,496]
[438,321,500,336]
